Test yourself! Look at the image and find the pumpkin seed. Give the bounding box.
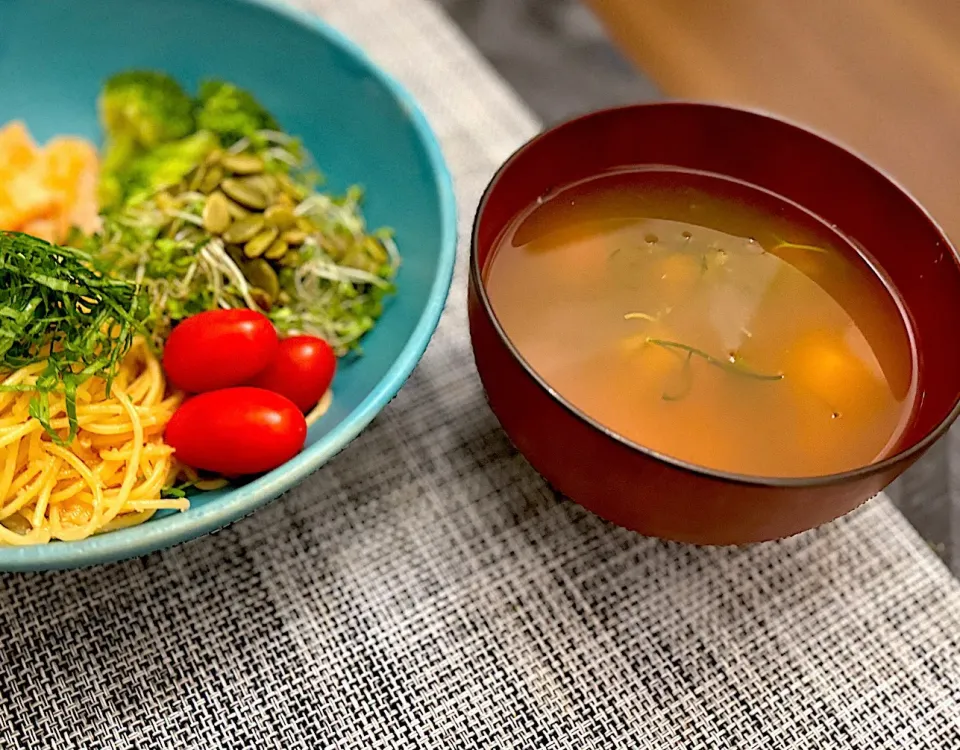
[244,227,279,258]
[280,250,302,268]
[275,192,294,208]
[344,251,378,274]
[204,148,224,165]
[225,197,250,220]
[326,243,347,262]
[366,237,389,264]
[202,191,232,235]
[277,173,307,201]
[226,245,245,265]
[222,215,265,244]
[296,217,316,233]
[164,218,184,239]
[245,174,279,198]
[200,165,224,194]
[249,288,273,311]
[264,238,289,260]
[280,229,307,246]
[264,204,296,230]
[155,192,177,212]
[244,259,280,300]
[188,165,207,192]
[221,178,269,210]
[221,153,265,174]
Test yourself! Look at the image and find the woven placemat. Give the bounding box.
[2,1,960,748]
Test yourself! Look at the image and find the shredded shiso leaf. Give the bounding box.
[0,231,144,441]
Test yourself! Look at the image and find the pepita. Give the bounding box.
[280,229,307,246]
[326,242,347,262]
[277,173,307,201]
[296,217,316,233]
[365,237,389,264]
[221,153,265,174]
[226,245,245,265]
[280,250,302,268]
[244,174,279,199]
[244,259,281,301]
[344,251,378,274]
[202,191,232,235]
[222,178,269,210]
[264,238,289,260]
[204,148,224,165]
[188,165,207,192]
[155,192,177,212]
[225,198,250,220]
[264,204,296,230]
[200,165,224,194]
[244,227,280,258]
[164,218,184,239]
[249,288,273,311]
[222,215,265,244]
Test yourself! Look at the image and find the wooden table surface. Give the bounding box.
[586,0,960,241]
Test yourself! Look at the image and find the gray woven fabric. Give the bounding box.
[3,1,960,748]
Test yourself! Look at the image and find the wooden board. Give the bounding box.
[585,0,960,240]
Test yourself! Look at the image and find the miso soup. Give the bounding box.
[483,167,917,477]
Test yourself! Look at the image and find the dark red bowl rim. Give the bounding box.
[470,100,960,488]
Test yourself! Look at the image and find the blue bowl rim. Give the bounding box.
[0,0,458,572]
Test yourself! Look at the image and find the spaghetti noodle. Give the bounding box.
[0,337,186,545]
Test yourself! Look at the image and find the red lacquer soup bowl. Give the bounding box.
[468,102,960,545]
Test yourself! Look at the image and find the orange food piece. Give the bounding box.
[0,121,99,242]
[784,328,884,419]
[0,121,37,172]
[41,137,100,236]
[20,217,60,243]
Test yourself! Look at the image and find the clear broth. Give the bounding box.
[483,167,917,477]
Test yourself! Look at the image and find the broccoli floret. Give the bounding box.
[99,71,197,208]
[124,131,220,205]
[100,70,195,149]
[194,79,279,145]
[97,73,281,209]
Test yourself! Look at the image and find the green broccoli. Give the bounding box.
[194,79,279,145]
[100,70,195,148]
[96,73,283,210]
[98,71,197,208]
[120,131,220,205]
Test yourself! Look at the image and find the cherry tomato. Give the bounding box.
[162,309,278,393]
[248,335,337,412]
[165,387,307,475]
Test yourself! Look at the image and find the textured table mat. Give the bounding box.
[3,1,960,748]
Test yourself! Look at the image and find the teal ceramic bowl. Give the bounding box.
[0,0,457,570]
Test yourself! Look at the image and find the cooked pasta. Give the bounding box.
[305,388,333,427]
[0,338,186,545]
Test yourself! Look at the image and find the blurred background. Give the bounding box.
[437,0,657,122]
[438,0,960,569]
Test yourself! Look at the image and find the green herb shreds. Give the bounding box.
[0,231,144,441]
